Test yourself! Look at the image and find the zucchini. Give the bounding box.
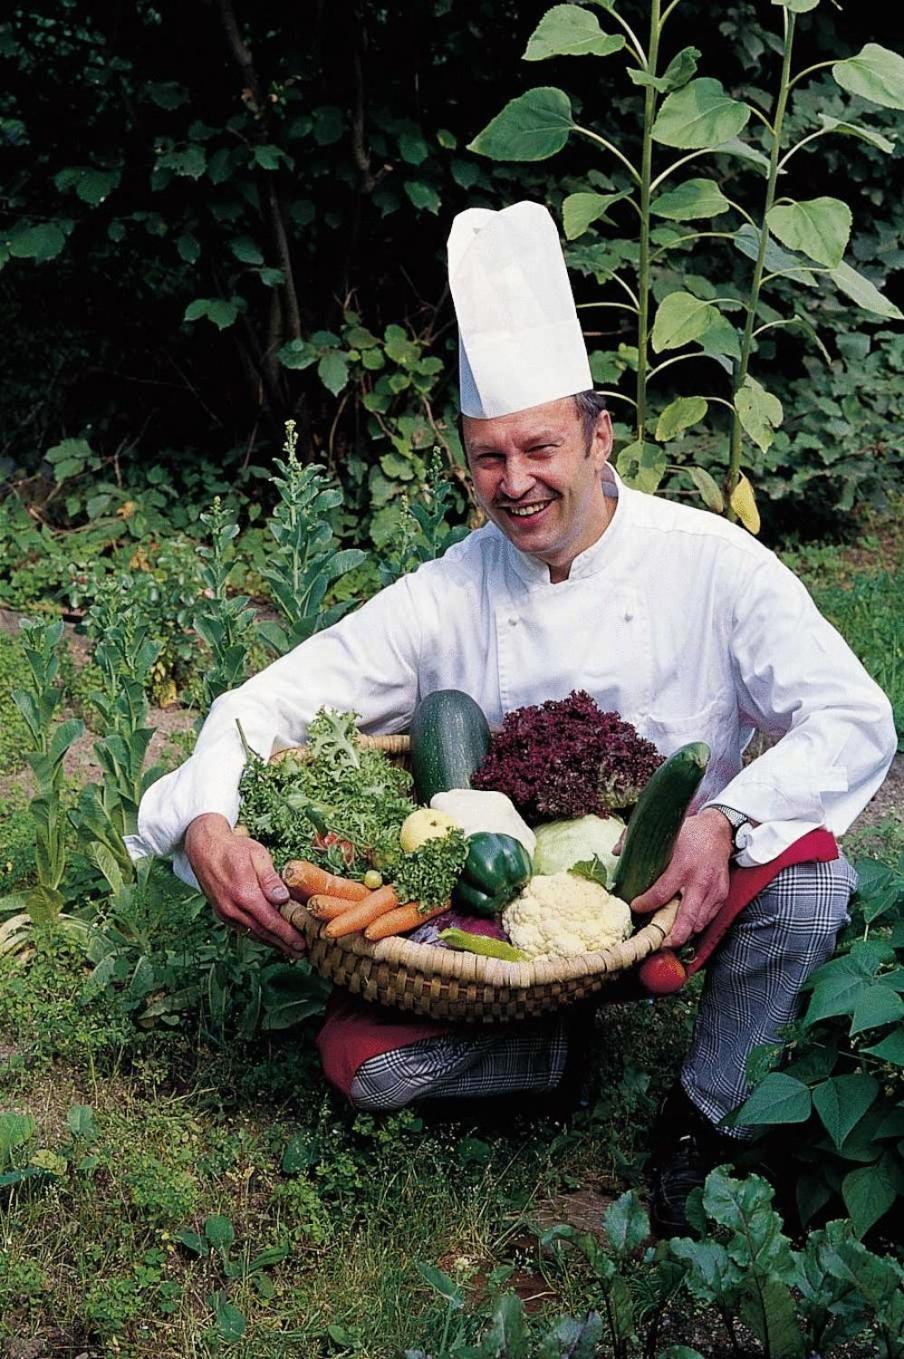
[409,689,491,803]
[610,741,710,904]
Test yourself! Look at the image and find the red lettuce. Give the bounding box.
[472,690,662,825]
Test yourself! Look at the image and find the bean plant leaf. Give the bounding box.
[651,178,731,220]
[523,5,625,60]
[183,298,240,330]
[652,79,750,150]
[651,291,720,352]
[563,190,631,239]
[616,441,667,494]
[863,1029,904,1066]
[729,473,760,534]
[628,46,700,94]
[733,1072,810,1125]
[816,114,895,155]
[832,44,904,112]
[766,197,852,269]
[812,1075,880,1150]
[842,1156,898,1238]
[469,87,573,161]
[688,465,724,512]
[829,261,903,321]
[656,396,709,441]
[850,985,904,1034]
[735,376,783,454]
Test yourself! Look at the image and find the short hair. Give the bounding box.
[572,390,608,446]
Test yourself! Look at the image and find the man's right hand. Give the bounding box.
[184,813,307,958]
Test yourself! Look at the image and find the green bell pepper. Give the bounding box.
[451,832,532,918]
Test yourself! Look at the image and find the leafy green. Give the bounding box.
[238,709,413,873]
[392,828,468,911]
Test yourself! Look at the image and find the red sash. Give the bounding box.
[316,829,839,1098]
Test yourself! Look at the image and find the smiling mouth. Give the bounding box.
[502,500,553,519]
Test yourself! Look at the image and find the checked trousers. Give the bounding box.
[349,856,857,1136]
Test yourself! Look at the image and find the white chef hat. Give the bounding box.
[447,200,592,419]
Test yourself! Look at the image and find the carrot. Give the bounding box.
[324,885,401,938]
[307,893,371,921]
[282,860,369,904]
[365,900,450,942]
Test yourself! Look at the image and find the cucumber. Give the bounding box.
[408,689,491,803]
[610,741,710,904]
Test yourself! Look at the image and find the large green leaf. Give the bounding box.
[740,1278,804,1358]
[733,1072,811,1125]
[563,190,630,239]
[833,44,904,112]
[628,46,700,94]
[816,114,895,155]
[656,396,709,441]
[829,261,903,321]
[734,375,783,454]
[616,441,667,493]
[842,1156,898,1238]
[766,197,851,269]
[604,1190,649,1255]
[183,298,240,330]
[0,1111,34,1168]
[8,223,68,263]
[651,291,720,352]
[524,5,625,60]
[687,465,724,512]
[229,236,264,265]
[469,88,573,162]
[863,1029,904,1066]
[850,985,904,1034]
[651,178,731,221]
[652,79,750,150]
[812,1075,880,1150]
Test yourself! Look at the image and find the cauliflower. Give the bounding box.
[501,873,632,961]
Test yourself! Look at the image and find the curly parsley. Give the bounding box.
[391,828,469,911]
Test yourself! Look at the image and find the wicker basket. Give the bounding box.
[274,734,678,1024]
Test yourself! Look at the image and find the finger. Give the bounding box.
[631,870,682,914]
[248,844,291,907]
[247,897,308,957]
[665,889,725,949]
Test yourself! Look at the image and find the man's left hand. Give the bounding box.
[630,809,734,949]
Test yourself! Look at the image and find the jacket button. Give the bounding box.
[508,616,518,626]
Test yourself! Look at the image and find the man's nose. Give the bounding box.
[499,459,534,500]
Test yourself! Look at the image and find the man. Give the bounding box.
[131,202,895,1231]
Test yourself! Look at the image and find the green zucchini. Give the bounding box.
[610,741,710,905]
[408,690,491,804]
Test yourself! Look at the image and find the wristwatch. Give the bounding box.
[709,803,750,850]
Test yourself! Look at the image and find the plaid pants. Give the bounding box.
[349,856,856,1133]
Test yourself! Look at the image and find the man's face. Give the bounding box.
[463,397,613,582]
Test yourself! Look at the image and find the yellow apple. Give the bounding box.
[399,807,459,853]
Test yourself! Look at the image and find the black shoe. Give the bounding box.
[648,1085,740,1237]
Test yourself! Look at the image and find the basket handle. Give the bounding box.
[646,897,680,944]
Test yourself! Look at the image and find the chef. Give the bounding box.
[130,202,896,1233]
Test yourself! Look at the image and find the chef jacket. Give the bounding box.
[129,470,896,884]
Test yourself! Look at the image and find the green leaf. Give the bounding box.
[687,465,724,512]
[651,291,720,352]
[712,138,771,174]
[451,157,481,189]
[842,1156,897,1238]
[735,375,783,454]
[66,1105,98,1140]
[628,46,700,94]
[766,197,852,269]
[403,180,440,214]
[812,1075,880,1150]
[740,1277,804,1357]
[176,233,200,263]
[281,1133,319,1173]
[771,0,819,11]
[652,78,750,150]
[863,1029,904,1066]
[415,1263,464,1309]
[733,1072,811,1125]
[183,298,240,330]
[277,339,318,371]
[651,178,731,221]
[252,144,292,171]
[55,167,121,206]
[469,87,573,162]
[204,1215,235,1249]
[563,190,630,239]
[616,441,667,493]
[0,1111,34,1168]
[145,81,189,109]
[733,224,818,287]
[25,885,64,926]
[312,106,344,145]
[174,1228,205,1255]
[208,1290,246,1341]
[816,114,895,155]
[229,236,264,265]
[656,396,709,441]
[318,351,349,396]
[8,223,68,263]
[851,986,904,1034]
[523,5,625,60]
[157,146,206,179]
[829,261,903,321]
[833,43,904,112]
[604,1190,649,1255]
[485,1293,528,1357]
[344,325,380,349]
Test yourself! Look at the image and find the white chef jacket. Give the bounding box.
[129,471,896,883]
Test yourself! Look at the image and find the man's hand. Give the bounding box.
[184,813,307,958]
[630,809,734,949]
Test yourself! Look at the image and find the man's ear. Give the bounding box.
[593,410,613,466]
